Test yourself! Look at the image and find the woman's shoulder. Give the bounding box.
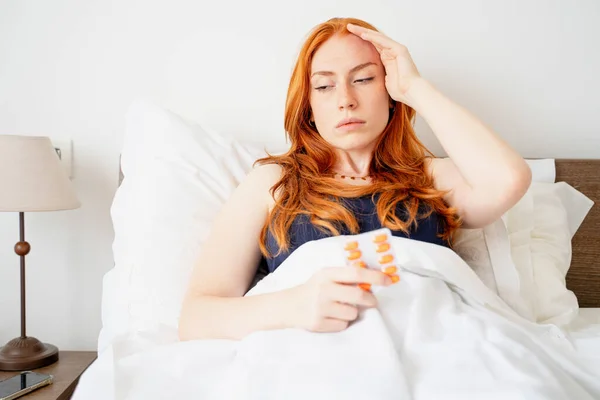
[244,163,283,210]
[247,163,283,185]
[423,156,439,177]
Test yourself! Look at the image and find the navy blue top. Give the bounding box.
[264,194,449,272]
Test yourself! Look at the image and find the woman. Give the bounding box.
[178,17,531,341]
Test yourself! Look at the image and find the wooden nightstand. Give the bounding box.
[0,351,96,400]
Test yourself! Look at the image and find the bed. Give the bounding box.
[113,159,600,307]
[73,101,600,399]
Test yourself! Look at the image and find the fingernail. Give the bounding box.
[390,275,400,283]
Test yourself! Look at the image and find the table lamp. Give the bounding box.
[0,135,81,371]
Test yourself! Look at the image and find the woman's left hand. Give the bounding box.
[347,23,423,107]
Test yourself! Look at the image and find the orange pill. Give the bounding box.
[378,254,394,264]
[344,241,359,251]
[383,266,397,274]
[347,250,362,260]
[376,243,391,253]
[390,275,400,283]
[358,283,372,291]
[372,234,388,243]
[353,261,367,268]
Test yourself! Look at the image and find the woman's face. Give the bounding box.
[309,33,390,151]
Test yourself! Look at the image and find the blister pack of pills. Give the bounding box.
[341,228,401,291]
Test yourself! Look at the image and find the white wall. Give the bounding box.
[0,0,598,351]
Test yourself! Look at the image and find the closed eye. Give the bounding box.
[314,77,374,91]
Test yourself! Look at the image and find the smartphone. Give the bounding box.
[0,371,53,400]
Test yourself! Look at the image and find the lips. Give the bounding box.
[336,117,366,128]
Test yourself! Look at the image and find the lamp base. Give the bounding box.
[0,336,58,371]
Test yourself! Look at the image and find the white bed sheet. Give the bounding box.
[569,308,600,346]
[75,313,600,399]
[73,234,600,400]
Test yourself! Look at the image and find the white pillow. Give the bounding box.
[99,99,270,353]
[451,159,556,297]
[500,181,594,326]
[526,159,557,183]
[452,228,499,293]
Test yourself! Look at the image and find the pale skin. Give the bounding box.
[178,24,532,341]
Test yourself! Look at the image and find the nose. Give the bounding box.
[337,82,357,111]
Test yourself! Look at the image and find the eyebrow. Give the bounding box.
[310,62,377,78]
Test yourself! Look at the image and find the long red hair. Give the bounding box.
[256,17,461,257]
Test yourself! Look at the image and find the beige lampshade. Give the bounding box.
[0,135,81,212]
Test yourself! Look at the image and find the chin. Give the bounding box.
[333,135,379,152]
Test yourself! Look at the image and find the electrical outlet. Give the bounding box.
[50,139,73,179]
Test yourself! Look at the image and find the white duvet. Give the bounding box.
[73,236,600,400]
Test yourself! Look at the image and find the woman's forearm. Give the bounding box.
[406,78,530,188]
[178,288,297,341]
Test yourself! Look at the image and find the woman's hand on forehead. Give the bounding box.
[346,23,422,108]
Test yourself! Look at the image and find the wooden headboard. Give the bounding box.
[556,159,600,308]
